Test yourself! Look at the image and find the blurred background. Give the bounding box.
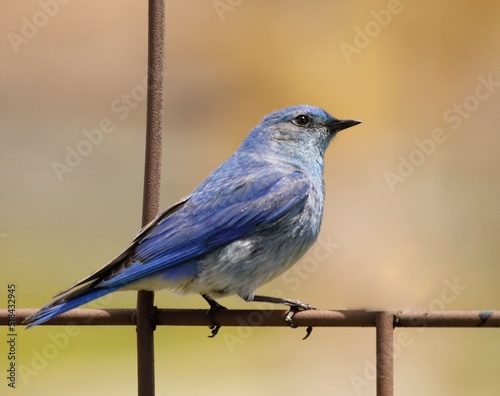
[2,1,500,395]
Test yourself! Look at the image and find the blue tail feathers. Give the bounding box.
[24,287,117,328]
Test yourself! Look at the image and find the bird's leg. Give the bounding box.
[251,295,315,340]
[201,294,227,338]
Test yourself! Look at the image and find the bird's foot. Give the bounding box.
[284,300,315,340]
[251,295,315,340]
[202,294,227,338]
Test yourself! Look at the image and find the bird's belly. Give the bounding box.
[190,224,319,299]
[125,198,322,299]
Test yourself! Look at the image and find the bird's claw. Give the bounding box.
[203,296,228,338]
[284,302,315,340]
[302,326,313,340]
[208,324,221,338]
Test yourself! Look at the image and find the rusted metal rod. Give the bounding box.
[396,310,499,327]
[376,312,394,396]
[6,309,500,328]
[137,1,165,395]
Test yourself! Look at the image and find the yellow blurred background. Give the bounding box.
[2,1,500,395]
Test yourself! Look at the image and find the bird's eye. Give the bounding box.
[293,114,310,127]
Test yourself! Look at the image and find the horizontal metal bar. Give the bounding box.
[396,310,500,327]
[3,309,500,328]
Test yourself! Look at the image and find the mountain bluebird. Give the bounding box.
[24,105,360,337]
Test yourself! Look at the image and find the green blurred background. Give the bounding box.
[2,1,500,395]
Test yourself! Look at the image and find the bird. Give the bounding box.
[24,105,360,337]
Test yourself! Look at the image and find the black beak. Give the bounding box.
[328,118,362,133]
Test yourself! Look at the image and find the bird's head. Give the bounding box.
[248,105,361,162]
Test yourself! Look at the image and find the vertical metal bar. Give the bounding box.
[137,1,165,395]
[376,312,394,396]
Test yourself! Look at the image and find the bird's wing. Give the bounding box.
[53,170,310,296]
[98,170,311,288]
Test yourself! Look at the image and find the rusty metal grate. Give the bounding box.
[1,308,500,396]
[1,2,499,395]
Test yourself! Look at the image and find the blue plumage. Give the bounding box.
[24,105,360,332]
